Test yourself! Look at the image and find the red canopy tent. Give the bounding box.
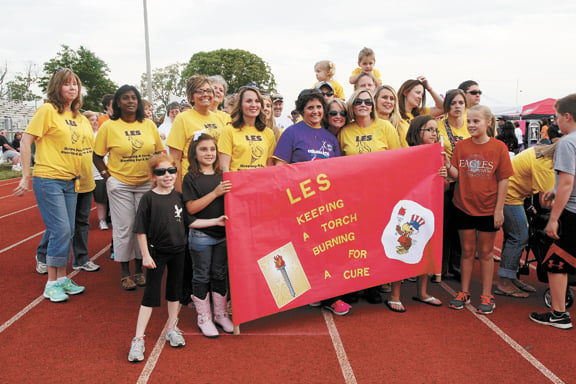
[522,98,556,118]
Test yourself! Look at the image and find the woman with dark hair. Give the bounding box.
[167,75,226,191]
[458,80,482,108]
[438,89,469,158]
[274,89,340,165]
[14,68,93,302]
[496,121,520,155]
[323,98,349,136]
[397,77,443,147]
[218,86,276,171]
[94,85,164,290]
[387,115,445,312]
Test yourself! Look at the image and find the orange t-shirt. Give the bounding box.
[98,115,110,128]
[452,138,514,216]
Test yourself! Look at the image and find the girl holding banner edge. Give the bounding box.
[386,116,446,312]
[445,105,514,315]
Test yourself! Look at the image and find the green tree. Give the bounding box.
[182,49,276,95]
[140,63,186,118]
[7,63,41,102]
[39,45,117,111]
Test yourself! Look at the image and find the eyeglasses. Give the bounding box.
[467,90,482,96]
[420,128,439,134]
[194,89,214,95]
[152,167,178,176]
[321,92,334,97]
[328,110,347,117]
[354,98,373,106]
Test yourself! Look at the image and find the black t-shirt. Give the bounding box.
[134,189,188,253]
[182,172,225,238]
[0,135,10,150]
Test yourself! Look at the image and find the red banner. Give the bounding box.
[225,143,444,325]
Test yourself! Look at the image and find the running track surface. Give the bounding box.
[0,177,574,384]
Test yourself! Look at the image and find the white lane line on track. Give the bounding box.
[322,310,358,384]
[440,282,565,384]
[0,230,45,254]
[0,245,110,335]
[0,205,38,220]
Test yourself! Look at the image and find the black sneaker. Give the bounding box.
[529,311,573,330]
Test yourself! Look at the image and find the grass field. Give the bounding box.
[0,163,21,181]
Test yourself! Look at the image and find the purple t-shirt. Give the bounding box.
[273,121,341,164]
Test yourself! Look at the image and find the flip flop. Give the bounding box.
[385,300,406,313]
[511,279,537,293]
[412,296,442,307]
[494,288,529,298]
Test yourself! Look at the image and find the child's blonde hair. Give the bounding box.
[358,47,375,62]
[314,60,336,78]
[469,105,496,137]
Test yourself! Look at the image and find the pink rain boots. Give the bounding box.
[191,295,219,338]
[212,292,234,334]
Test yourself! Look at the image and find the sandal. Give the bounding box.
[385,300,406,313]
[121,276,137,291]
[412,296,442,306]
[511,279,536,293]
[133,273,146,287]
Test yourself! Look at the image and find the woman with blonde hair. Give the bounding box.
[262,93,282,141]
[374,85,402,136]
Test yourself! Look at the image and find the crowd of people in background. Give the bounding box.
[10,47,576,363]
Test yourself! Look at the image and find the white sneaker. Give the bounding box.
[12,164,22,172]
[36,259,48,275]
[73,260,101,272]
[99,220,109,230]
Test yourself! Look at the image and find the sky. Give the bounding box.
[2,0,575,112]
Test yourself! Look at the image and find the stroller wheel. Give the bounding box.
[543,288,574,309]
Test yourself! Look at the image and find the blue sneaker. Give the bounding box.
[60,278,85,295]
[43,283,69,302]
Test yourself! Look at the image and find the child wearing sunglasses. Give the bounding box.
[182,132,232,337]
[129,153,189,362]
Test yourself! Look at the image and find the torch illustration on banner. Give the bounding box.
[274,255,296,297]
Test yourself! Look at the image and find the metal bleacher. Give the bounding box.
[0,99,37,140]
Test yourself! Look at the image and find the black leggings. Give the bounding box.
[141,248,185,307]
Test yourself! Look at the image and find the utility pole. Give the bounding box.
[143,0,153,104]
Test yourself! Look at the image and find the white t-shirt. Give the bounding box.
[274,115,294,130]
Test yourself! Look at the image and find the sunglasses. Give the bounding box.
[152,167,178,176]
[321,92,334,97]
[354,98,373,106]
[421,128,439,134]
[328,110,347,117]
[467,90,482,96]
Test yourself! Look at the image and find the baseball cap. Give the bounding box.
[316,81,334,92]
[272,93,283,102]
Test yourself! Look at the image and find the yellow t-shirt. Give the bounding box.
[350,68,382,85]
[218,125,276,171]
[166,108,225,177]
[94,118,163,185]
[215,110,232,127]
[437,118,470,157]
[505,147,554,205]
[25,103,94,184]
[338,118,401,155]
[313,80,345,100]
[397,108,432,148]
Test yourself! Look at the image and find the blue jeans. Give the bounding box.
[498,204,529,279]
[188,229,227,285]
[33,177,77,268]
[36,191,92,267]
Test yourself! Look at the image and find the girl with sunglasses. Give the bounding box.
[183,132,232,337]
[397,77,444,147]
[94,85,164,291]
[129,153,187,361]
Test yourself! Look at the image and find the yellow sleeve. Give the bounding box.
[218,126,234,156]
[331,80,345,100]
